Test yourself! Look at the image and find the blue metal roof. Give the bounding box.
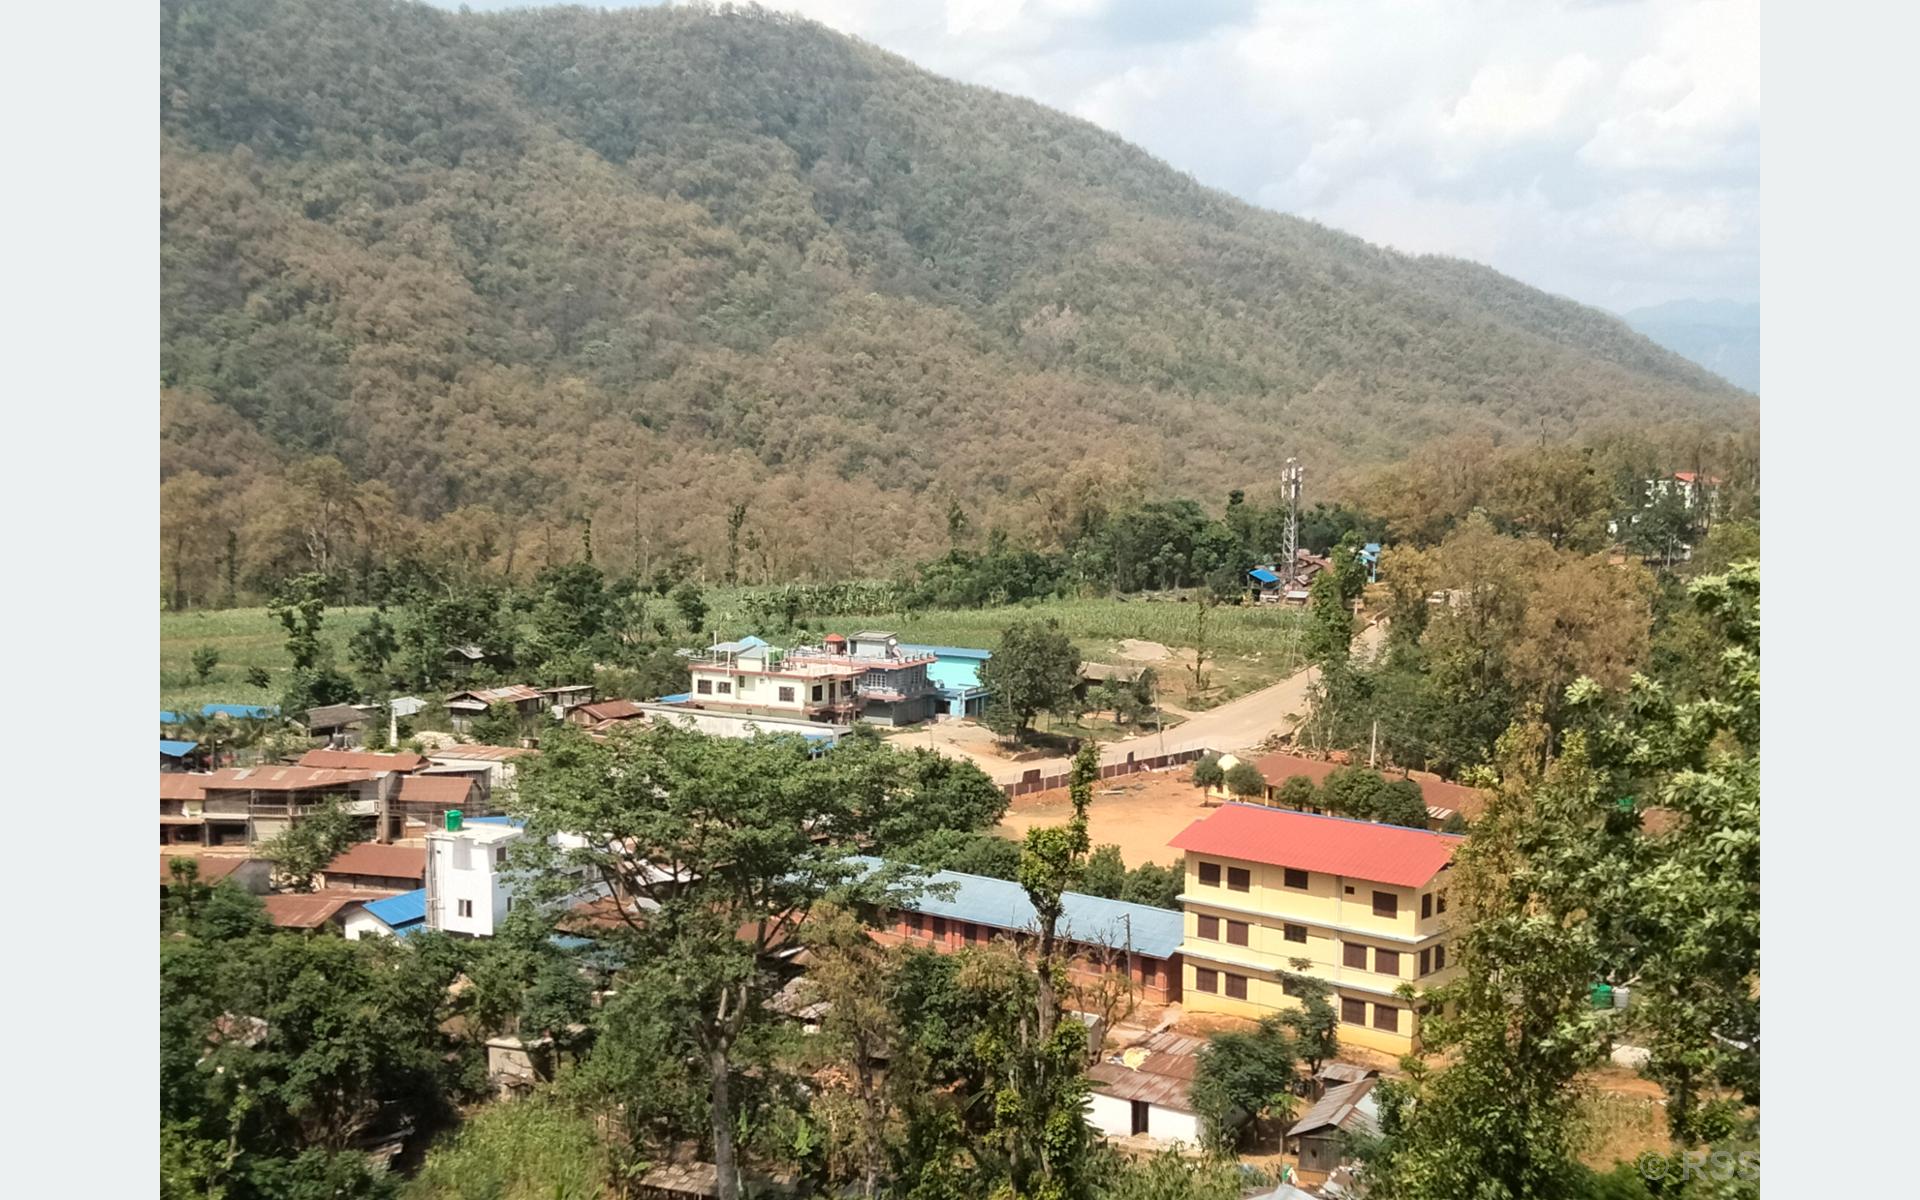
[202,703,280,719]
[361,888,427,929]
[657,693,691,704]
[1248,568,1281,583]
[466,816,525,826]
[851,857,1185,959]
[159,740,199,757]
[160,711,187,726]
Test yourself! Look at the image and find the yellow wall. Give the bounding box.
[1176,852,1459,1057]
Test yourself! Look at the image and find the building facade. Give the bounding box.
[683,631,942,726]
[1169,805,1463,1056]
[425,818,523,937]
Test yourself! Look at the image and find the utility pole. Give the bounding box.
[1369,720,1378,769]
[1282,457,1303,578]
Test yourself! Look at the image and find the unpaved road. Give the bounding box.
[922,621,1385,785]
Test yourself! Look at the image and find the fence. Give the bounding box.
[1000,746,1212,800]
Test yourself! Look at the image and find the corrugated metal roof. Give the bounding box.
[299,748,429,772]
[160,710,187,725]
[161,852,257,883]
[396,774,474,804]
[1287,1078,1379,1138]
[898,644,992,660]
[390,696,428,717]
[854,858,1185,958]
[262,892,376,929]
[1170,804,1463,889]
[1248,568,1282,583]
[1087,1031,1205,1111]
[325,843,427,880]
[160,740,199,757]
[429,744,536,762]
[202,765,375,791]
[161,773,211,801]
[361,887,428,928]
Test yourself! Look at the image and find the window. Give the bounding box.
[811,685,823,701]
[1195,968,1219,994]
[1343,942,1369,969]
[1375,949,1400,976]
[696,679,713,695]
[495,847,507,866]
[1341,997,1368,1025]
[1227,867,1251,892]
[1434,944,1447,970]
[1373,891,1398,919]
[1419,949,1432,976]
[1344,885,1356,895]
[1226,920,1250,947]
[778,686,796,703]
[1198,861,1221,887]
[1197,914,1220,940]
[1283,867,1309,889]
[457,899,473,918]
[1373,1004,1400,1033]
[715,680,732,695]
[1225,973,1249,1000]
[1284,923,1308,943]
[1421,893,1433,919]
[932,917,947,938]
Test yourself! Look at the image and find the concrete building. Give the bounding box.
[1086,1029,1207,1147]
[342,888,427,940]
[426,817,524,937]
[684,632,942,726]
[900,643,993,718]
[633,702,846,752]
[1169,804,1464,1057]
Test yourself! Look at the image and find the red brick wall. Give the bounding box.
[876,912,1182,1005]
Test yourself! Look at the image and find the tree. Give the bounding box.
[978,619,1082,740]
[801,903,905,1197]
[1119,859,1183,910]
[672,580,708,633]
[269,572,330,671]
[258,797,360,891]
[899,828,1023,880]
[1223,760,1266,800]
[513,725,985,1200]
[1189,1015,1303,1152]
[348,606,399,684]
[1079,845,1128,900]
[468,700,524,747]
[1190,753,1224,794]
[1273,774,1317,811]
[191,646,220,682]
[1374,778,1430,829]
[245,665,272,690]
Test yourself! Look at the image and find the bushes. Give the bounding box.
[403,1096,610,1200]
[1223,761,1267,799]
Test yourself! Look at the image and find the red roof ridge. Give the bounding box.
[1169,802,1463,888]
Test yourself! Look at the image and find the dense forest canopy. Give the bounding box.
[160,0,1755,600]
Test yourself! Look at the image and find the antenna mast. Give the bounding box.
[1282,457,1303,574]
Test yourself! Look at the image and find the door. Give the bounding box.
[1130,1100,1150,1136]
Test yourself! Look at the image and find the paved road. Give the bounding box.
[924,622,1384,785]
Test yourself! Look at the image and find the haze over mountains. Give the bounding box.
[159,0,1756,579]
[1620,300,1760,393]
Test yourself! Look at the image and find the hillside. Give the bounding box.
[159,0,1755,589]
[1621,300,1761,393]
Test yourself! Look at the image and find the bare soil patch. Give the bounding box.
[997,769,1211,867]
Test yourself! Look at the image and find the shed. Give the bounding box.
[1286,1078,1379,1180]
[1085,1029,1208,1145]
[304,704,372,743]
[344,888,428,939]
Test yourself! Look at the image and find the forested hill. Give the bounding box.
[160,0,1754,589]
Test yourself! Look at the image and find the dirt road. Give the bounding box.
[922,621,1384,785]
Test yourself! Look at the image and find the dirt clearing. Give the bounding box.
[996,769,1210,867]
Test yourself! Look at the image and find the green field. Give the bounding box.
[161,595,1307,711]
[160,606,377,713]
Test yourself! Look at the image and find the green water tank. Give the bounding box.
[1589,982,1614,1009]
[446,809,463,832]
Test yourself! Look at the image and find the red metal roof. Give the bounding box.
[324,843,427,881]
[395,774,475,805]
[429,744,537,762]
[261,890,388,929]
[298,748,428,772]
[576,699,646,723]
[1169,804,1464,888]
[160,852,258,884]
[448,685,544,706]
[161,773,210,801]
[202,766,374,791]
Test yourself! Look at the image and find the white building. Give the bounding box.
[426,819,523,937]
[1084,1030,1206,1147]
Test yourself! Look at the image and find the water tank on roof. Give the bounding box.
[446,809,463,832]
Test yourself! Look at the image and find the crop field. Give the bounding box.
[160,594,1308,710]
[160,606,376,712]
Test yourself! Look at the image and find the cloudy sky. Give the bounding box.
[443,0,1759,313]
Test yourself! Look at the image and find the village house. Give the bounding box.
[1169,804,1464,1057]
[196,764,398,846]
[426,816,524,937]
[540,684,596,719]
[424,744,536,799]
[1248,550,1333,606]
[1286,1077,1380,1185]
[161,850,272,894]
[900,643,994,719]
[860,860,1185,1005]
[683,632,943,727]
[566,698,649,729]
[1085,1029,1208,1147]
[161,772,215,844]
[302,703,374,747]
[342,888,428,940]
[444,684,547,733]
[320,843,428,893]
[160,739,202,772]
[260,890,394,933]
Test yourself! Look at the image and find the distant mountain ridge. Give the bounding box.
[159,0,1756,579]
[1621,300,1760,393]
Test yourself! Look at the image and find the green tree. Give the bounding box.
[978,619,1082,740]
[1273,774,1318,811]
[468,700,524,746]
[1223,760,1266,800]
[258,797,360,891]
[348,606,399,684]
[800,903,906,1197]
[1189,1014,1302,1151]
[1190,753,1224,794]
[269,572,330,671]
[672,580,708,633]
[1079,844,1128,900]
[245,665,272,690]
[191,646,221,682]
[900,828,1023,880]
[1375,778,1430,829]
[1119,859,1183,911]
